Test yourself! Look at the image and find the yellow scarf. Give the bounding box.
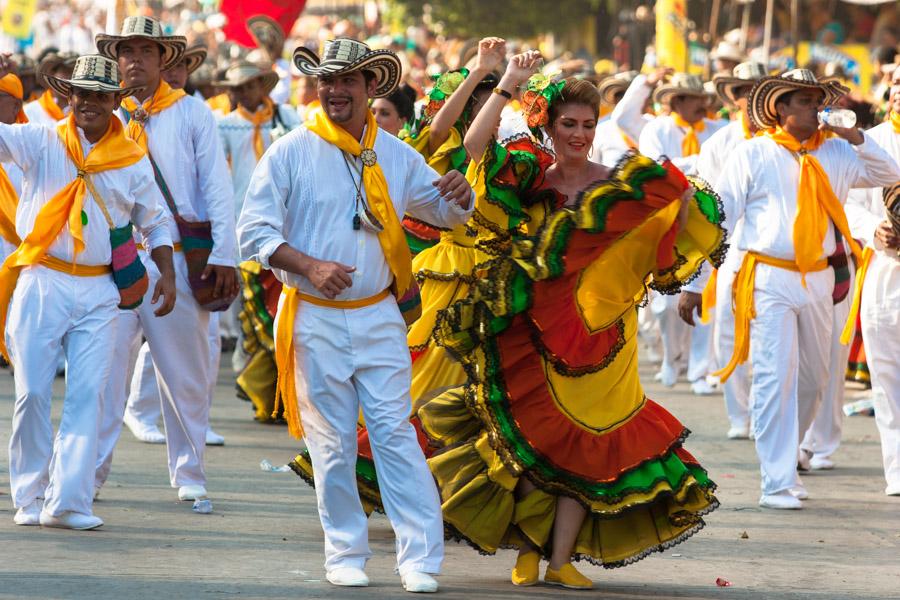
[237,98,275,161]
[0,165,19,246]
[38,89,65,121]
[122,80,187,153]
[306,109,412,295]
[890,111,900,134]
[767,127,863,279]
[673,113,705,156]
[206,92,233,115]
[0,115,144,361]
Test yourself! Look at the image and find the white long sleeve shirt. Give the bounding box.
[0,122,172,266]
[639,114,725,176]
[846,121,900,259]
[23,99,68,127]
[610,74,654,144]
[591,117,634,169]
[119,93,235,266]
[238,124,474,301]
[218,103,301,214]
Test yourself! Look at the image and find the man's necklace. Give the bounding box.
[341,149,383,233]
[341,151,364,230]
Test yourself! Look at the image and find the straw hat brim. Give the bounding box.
[182,47,207,75]
[293,47,401,98]
[217,71,279,95]
[652,84,708,105]
[45,75,145,100]
[597,79,629,106]
[712,75,757,105]
[95,34,187,71]
[748,75,849,130]
[248,15,285,55]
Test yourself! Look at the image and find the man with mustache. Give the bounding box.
[238,38,473,593]
[93,16,236,511]
[0,53,175,529]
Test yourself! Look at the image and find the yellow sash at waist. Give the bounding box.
[135,242,183,252]
[39,254,112,276]
[274,286,391,440]
[713,252,828,382]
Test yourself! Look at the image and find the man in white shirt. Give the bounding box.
[711,69,900,509]
[639,73,725,391]
[0,53,175,530]
[844,65,900,495]
[679,61,767,433]
[92,16,237,509]
[0,71,26,263]
[239,38,474,593]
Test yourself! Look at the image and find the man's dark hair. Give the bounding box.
[362,70,376,86]
[875,45,899,66]
[775,90,797,110]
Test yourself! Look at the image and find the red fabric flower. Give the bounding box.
[523,90,549,129]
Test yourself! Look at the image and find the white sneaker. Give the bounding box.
[885,483,900,497]
[123,412,165,444]
[178,485,207,501]
[726,425,750,440]
[658,363,677,387]
[40,510,103,530]
[790,484,809,500]
[690,379,716,396]
[759,491,802,510]
[810,456,835,470]
[205,428,225,446]
[402,571,439,593]
[14,499,43,526]
[326,567,369,587]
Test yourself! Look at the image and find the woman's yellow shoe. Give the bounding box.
[511,551,540,586]
[544,562,593,590]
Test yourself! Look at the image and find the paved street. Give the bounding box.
[0,360,897,600]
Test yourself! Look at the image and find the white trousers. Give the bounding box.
[287,296,443,575]
[95,254,211,488]
[124,314,221,429]
[652,294,688,374]
[687,317,714,383]
[749,265,833,494]
[859,252,900,492]
[801,292,852,460]
[714,267,752,428]
[7,266,118,515]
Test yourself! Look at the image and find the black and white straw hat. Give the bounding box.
[216,61,279,95]
[748,68,849,130]
[179,45,208,76]
[45,54,145,98]
[292,38,401,98]
[712,61,768,105]
[652,73,708,105]
[96,16,186,71]
[597,70,638,106]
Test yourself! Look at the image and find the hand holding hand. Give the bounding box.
[433,170,472,210]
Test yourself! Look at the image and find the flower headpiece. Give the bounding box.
[522,73,566,133]
[424,68,470,119]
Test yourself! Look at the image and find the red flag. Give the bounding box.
[220,0,306,48]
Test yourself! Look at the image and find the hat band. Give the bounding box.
[71,73,119,87]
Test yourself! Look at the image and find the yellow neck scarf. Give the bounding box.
[237,98,275,161]
[0,165,20,246]
[38,89,65,121]
[767,127,863,278]
[673,113,705,156]
[890,111,900,134]
[740,110,755,140]
[306,109,412,295]
[0,114,145,360]
[122,80,187,153]
[206,92,232,115]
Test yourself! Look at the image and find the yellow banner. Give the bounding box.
[772,42,874,95]
[655,0,689,72]
[1,0,38,40]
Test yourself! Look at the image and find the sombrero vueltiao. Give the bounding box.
[178,45,208,76]
[216,61,279,95]
[45,54,145,99]
[95,16,186,71]
[652,72,708,105]
[712,61,767,105]
[37,51,78,88]
[597,70,638,106]
[748,68,849,130]
[248,15,285,60]
[293,38,401,98]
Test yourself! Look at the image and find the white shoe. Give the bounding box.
[790,484,809,500]
[14,499,43,526]
[123,412,165,444]
[40,510,103,530]
[205,428,225,446]
[726,425,750,440]
[810,456,835,470]
[658,363,677,387]
[759,491,802,510]
[402,571,439,593]
[690,379,716,396]
[885,483,900,497]
[178,485,207,501]
[326,567,369,587]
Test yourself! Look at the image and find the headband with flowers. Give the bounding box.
[423,67,470,119]
[522,73,567,134]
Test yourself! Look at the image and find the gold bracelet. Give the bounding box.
[492,87,513,99]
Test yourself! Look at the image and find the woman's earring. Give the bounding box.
[588,144,594,159]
